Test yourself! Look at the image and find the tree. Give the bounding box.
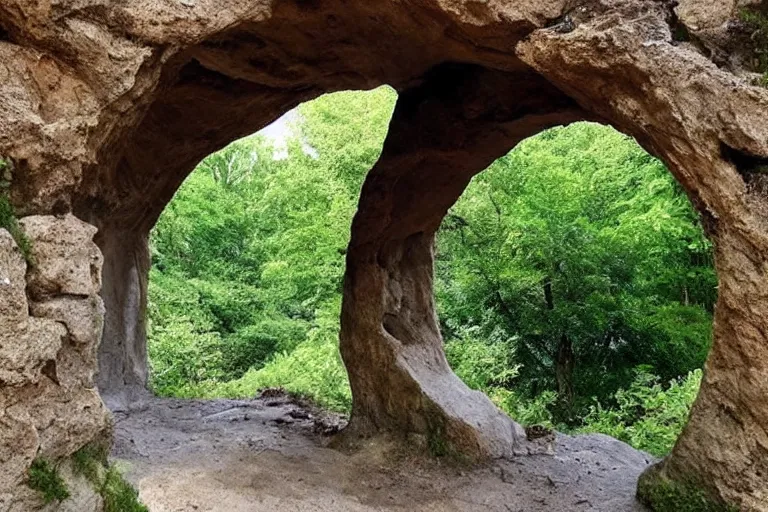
[436,122,715,421]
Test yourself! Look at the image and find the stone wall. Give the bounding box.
[0,215,109,511]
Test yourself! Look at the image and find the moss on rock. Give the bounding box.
[637,464,739,512]
[0,193,33,264]
[27,458,70,504]
[738,6,768,85]
[71,441,149,512]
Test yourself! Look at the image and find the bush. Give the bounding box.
[220,317,309,379]
[207,300,352,411]
[445,326,519,391]
[579,368,701,456]
[28,458,70,504]
[148,316,224,397]
[445,327,556,427]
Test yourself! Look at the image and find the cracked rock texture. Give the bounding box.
[0,216,109,511]
[0,0,767,510]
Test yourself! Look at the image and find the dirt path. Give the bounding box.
[112,395,652,511]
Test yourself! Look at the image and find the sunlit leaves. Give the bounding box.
[436,122,715,420]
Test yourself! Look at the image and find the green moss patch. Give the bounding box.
[28,458,70,504]
[101,466,148,512]
[72,442,110,484]
[72,442,148,512]
[637,465,738,512]
[739,7,768,85]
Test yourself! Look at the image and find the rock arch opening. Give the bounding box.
[142,87,397,409]
[435,121,715,445]
[2,2,768,510]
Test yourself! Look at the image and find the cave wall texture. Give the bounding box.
[1,0,768,510]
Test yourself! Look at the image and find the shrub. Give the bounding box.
[445,326,519,391]
[28,458,70,504]
[445,326,556,427]
[579,368,701,456]
[220,317,309,379]
[207,300,352,411]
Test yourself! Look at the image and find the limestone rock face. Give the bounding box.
[0,216,109,511]
[0,1,767,510]
[21,216,103,300]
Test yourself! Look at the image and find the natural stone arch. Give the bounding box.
[1,1,767,510]
[338,64,586,457]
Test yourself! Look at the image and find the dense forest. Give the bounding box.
[148,87,716,457]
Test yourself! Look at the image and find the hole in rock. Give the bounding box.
[435,122,716,458]
[145,87,397,409]
[106,87,718,511]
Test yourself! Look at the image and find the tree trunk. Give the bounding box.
[555,333,574,406]
[544,278,574,407]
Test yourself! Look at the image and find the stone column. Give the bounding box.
[339,65,582,458]
[652,226,768,510]
[95,228,151,411]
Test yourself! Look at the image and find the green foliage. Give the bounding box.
[208,299,352,411]
[437,122,714,423]
[28,458,70,504]
[444,326,556,427]
[0,194,33,263]
[740,7,768,84]
[579,368,701,457]
[0,157,12,189]
[426,418,449,458]
[101,466,148,512]
[148,88,397,398]
[72,442,109,484]
[72,442,148,512]
[445,326,520,391]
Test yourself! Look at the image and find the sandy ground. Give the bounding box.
[112,394,653,512]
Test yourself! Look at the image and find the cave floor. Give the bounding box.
[112,394,651,512]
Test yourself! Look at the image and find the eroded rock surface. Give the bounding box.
[0,1,767,510]
[0,216,109,511]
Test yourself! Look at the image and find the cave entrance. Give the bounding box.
[135,75,715,465]
[4,2,768,510]
[139,87,397,409]
[86,42,768,511]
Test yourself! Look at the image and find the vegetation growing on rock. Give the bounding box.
[72,442,148,512]
[637,465,739,512]
[27,458,70,504]
[0,159,33,263]
[739,6,768,86]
